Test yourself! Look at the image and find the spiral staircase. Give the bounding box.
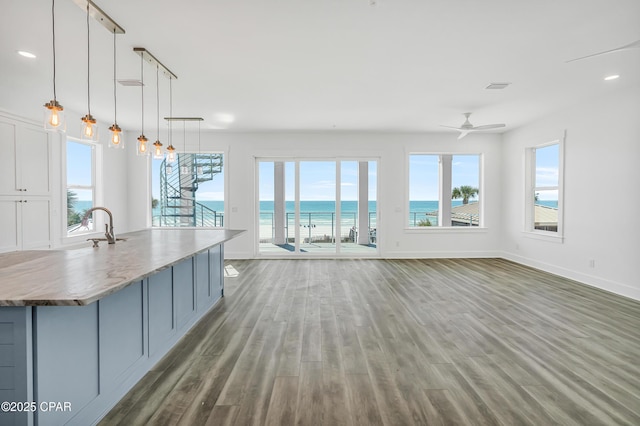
[158,153,224,227]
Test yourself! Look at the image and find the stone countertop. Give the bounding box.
[0,229,244,307]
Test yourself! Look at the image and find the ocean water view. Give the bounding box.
[71,198,559,242]
[71,199,559,225]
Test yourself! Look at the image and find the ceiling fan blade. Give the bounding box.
[472,124,505,131]
[566,39,640,63]
[440,125,462,130]
[457,131,470,140]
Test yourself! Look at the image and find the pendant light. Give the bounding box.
[136,53,148,155]
[81,0,98,141]
[166,76,176,168]
[44,0,65,131]
[152,65,163,159]
[108,29,122,148]
[180,120,190,175]
[196,120,203,175]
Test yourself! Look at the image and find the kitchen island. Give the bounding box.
[0,229,244,426]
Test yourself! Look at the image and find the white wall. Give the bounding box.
[501,87,640,300]
[134,132,504,259]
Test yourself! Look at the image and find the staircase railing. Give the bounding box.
[194,202,224,227]
[157,153,224,227]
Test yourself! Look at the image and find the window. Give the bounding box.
[409,154,481,227]
[527,141,562,235]
[151,153,225,227]
[66,139,97,235]
[257,159,378,255]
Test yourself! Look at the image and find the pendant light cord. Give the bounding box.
[52,0,57,101]
[86,1,91,115]
[156,66,160,140]
[169,77,173,145]
[113,29,117,124]
[140,55,144,133]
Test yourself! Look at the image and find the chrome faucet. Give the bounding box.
[83,207,116,244]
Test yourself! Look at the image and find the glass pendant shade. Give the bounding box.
[108,28,122,149]
[180,165,190,175]
[137,135,149,156]
[197,165,203,175]
[108,124,123,148]
[153,140,164,159]
[81,114,98,141]
[44,100,65,131]
[166,164,173,175]
[81,2,98,142]
[166,145,176,163]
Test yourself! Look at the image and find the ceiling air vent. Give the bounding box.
[118,79,144,87]
[485,82,511,90]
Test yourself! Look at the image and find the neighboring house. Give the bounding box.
[426,202,558,229]
[534,204,559,232]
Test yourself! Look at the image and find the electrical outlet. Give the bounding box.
[589,259,595,268]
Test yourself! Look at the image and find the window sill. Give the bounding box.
[405,227,488,234]
[522,230,564,243]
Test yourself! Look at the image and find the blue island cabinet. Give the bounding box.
[0,245,224,426]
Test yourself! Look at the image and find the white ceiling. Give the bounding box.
[1,0,639,134]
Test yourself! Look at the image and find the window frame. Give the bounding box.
[524,136,565,242]
[254,156,380,257]
[406,152,484,230]
[64,136,103,240]
[150,151,226,228]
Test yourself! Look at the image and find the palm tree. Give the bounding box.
[67,190,82,226]
[451,185,478,205]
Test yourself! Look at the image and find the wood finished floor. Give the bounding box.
[101,258,640,425]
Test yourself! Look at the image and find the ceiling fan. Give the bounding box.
[566,39,640,63]
[441,113,505,140]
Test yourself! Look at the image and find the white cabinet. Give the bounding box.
[0,116,52,253]
[0,198,51,252]
[0,120,51,196]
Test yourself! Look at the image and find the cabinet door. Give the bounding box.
[20,199,51,250]
[0,122,18,194]
[0,199,19,252]
[17,127,50,195]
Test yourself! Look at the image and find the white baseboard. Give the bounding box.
[381,250,502,259]
[501,251,640,301]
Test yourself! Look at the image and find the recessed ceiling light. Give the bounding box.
[17,50,36,59]
[604,75,619,81]
[118,79,144,86]
[485,82,511,90]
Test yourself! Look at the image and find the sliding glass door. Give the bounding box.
[299,161,336,254]
[257,158,377,256]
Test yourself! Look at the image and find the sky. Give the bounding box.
[409,154,480,201]
[534,144,560,201]
[66,140,94,201]
[259,161,378,202]
[69,142,557,203]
